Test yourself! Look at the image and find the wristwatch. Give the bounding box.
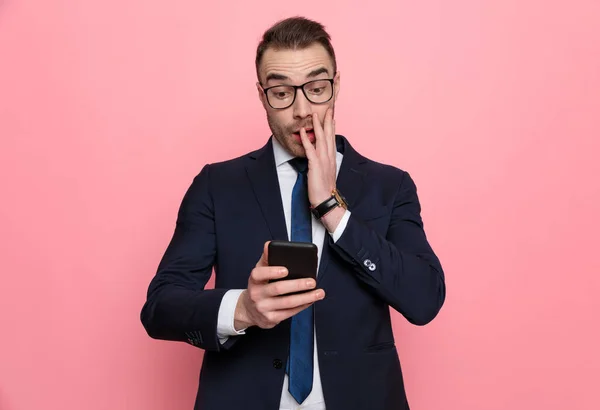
[310,189,348,219]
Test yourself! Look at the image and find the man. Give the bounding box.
[141,17,446,410]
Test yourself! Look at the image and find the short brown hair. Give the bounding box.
[255,17,337,82]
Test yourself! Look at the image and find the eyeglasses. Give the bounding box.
[261,79,334,110]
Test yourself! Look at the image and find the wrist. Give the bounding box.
[321,206,346,233]
[234,291,253,331]
[311,188,348,220]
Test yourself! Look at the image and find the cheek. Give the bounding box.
[268,111,292,130]
[315,104,333,122]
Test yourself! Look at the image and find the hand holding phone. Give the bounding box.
[268,240,318,285]
[233,241,324,331]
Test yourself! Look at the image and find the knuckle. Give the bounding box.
[248,287,260,302]
[265,312,278,325]
[256,319,268,329]
[261,321,275,329]
[255,300,268,314]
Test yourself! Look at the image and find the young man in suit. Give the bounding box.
[141,16,446,410]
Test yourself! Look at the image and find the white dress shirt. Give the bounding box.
[216,136,351,410]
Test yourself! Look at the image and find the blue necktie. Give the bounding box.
[287,157,314,404]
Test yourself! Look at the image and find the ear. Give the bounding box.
[333,71,341,101]
[256,82,268,110]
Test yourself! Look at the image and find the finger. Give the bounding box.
[263,277,317,297]
[332,119,337,157]
[312,112,327,156]
[265,288,325,311]
[299,127,317,163]
[269,302,317,324]
[250,266,288,284]
[324,108,335,158]
[255,241,271,267]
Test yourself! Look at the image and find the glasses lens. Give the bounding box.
[267,86,295,109]
[304,80,332,104]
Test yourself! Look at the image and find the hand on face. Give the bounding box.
[299,108,337,207]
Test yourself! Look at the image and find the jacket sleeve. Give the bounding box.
[330,170,446,325]
[140,164,237,351]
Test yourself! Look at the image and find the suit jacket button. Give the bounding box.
[273,359,282,369]
[364,259,372,267]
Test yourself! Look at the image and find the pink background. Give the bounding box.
[1,0,599,409]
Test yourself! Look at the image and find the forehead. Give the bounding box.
[260,43,334,83]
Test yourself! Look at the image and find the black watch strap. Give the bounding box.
[310,196,339,219]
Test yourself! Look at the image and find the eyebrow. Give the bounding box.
[306,67,330,78]
[265,67,331,84]
[265,73,289,83]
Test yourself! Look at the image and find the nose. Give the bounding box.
[292,89,312,120]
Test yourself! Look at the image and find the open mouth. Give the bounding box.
[292,129,315,142]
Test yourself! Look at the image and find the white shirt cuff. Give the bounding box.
[330,210,351,243]
[217,289,247,345]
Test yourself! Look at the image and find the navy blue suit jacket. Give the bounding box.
[141,135,446,409]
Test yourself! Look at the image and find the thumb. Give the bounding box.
[256,241,271,267]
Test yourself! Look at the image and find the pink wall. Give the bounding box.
[1,1,599,409]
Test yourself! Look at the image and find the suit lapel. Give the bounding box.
[245,139,289,241]
[245,136,367,281]
[317,135,367,284]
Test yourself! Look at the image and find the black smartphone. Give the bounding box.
[268,240,318,285]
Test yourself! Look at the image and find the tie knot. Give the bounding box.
[289,157,309,174]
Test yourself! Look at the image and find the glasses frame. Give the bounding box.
[261,78,335,110]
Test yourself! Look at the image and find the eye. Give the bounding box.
[306,80,330,95]
[268,86,294,100]
[274,91,291,99]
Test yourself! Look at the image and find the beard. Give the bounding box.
[266,105,335,158]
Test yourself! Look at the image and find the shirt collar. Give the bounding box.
[272,136,295,168]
